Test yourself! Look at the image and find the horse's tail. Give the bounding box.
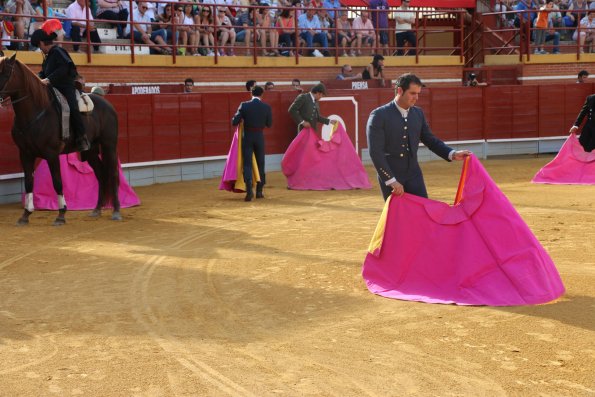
[101,146,120,210]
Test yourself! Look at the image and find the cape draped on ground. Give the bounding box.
[219,124,261,193]
[532,133,595,185]
[27,153,140,210]
[362,155,565,306]
[281,124,371,190]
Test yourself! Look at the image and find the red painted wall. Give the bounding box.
[0,84,592,175]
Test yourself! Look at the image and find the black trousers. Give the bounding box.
[242,131,265,188]
[70,26,101,51]
[378,154,428,201]
[56,84,86,141]
[395,31,416,56]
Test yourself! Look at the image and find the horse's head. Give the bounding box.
[0,54,17,104]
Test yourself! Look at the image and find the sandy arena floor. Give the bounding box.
[0,156,593,396]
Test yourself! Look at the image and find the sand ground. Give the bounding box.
[0,156,593,397]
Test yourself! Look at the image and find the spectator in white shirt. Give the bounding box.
[124,1,171,54]
[66,0,102,52]
[393,0,416,56]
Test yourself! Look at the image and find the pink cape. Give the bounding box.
[362,155,565,306]
[219,124,260,193]
[532,133,595,185]
[281,125,372,190]
[27,153,140,210]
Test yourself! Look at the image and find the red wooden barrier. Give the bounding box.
[0,84,592,175]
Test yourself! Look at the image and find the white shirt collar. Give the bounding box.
[309,92,316,102]
[394,99,409,118]
[252,96,261,101]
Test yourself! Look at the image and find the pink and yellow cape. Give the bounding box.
[363,155,565,306]
[219,124,261,193]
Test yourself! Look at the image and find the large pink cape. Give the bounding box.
[219,124,260,193]
[362,155,565,306]
[28,153,140,210]
[281,125,372,190]
[532,133,595,185]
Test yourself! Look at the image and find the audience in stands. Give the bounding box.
[277,7,295,56]
[352,11,375,56]
[217,6,236,56]
[573,10,594,52]
[124,0,170,54]
[5,0,35,50]
[196,5,215,56]
[1,19,13,50]
[66,0,102,52]
[369,0,389,55]
[393,0,416,55]
[336,11,355,56]
[96,0,128,38]
[298,7,329,57]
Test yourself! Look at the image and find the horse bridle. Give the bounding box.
[0,59,29,107]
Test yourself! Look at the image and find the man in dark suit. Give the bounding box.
[232,86,273,201]
[570,94,595,152]
[366,73,471,200]
[288,83,337,134]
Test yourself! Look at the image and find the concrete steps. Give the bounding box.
[97,28,150,55]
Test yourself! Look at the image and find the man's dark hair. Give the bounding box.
[578,70,589,78]
[185,78,194,85]
[292,78,300,84]
[245,80,257,92]
[251,86,264,97]
[395,73,423,93]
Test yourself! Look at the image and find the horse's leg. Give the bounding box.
[85,150,104,217]
[102,146,121,221]
[17,152,35,226]
[46,156,67,226]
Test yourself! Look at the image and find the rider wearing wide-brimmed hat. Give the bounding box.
[30,26,90,152]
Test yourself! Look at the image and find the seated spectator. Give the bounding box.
[336,64,362,80]
[336,11,355,56]
[277,8,296,56]
[259,6,279,56]
[216,7,236,56]
[318,9,333,48]
[124,1,171,54]
[177,4,199,55]
[298,7,329,57]
[156,4,177,47]
[96,0,128,38]
[573,10,595,53]
[565,0,589,31]
[233,5,255,56]
[184,77,194,92]
[362,54,385,86]
[196,5,215,56]
[291,78,303,93]
[323,0,341,19]
[1,20,14,51]
[66,0,102,52]
[4,0,35,50]
[394,0,416,56]
[351,10,375,56]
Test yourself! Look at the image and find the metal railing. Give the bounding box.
[0,2,467,65]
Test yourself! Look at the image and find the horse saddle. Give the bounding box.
[50,88,95,141]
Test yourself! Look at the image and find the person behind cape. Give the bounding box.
[569,94,595,152]
[288,83,337,135]
[366,73,471,200]
[30,28,90,152]
[231,85,272,202]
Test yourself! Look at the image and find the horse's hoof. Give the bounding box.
[52,219,66,226]
[16,218,29,226]
[89,209,102,218]
[111,212,122,221]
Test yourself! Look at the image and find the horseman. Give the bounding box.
[30,28,90,152]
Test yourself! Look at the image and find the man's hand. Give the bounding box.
[389,180,405,196]
[330,120,338,125]
[301,121,311,129]
[40,78,50,85]
[570,125,579,134]
[452,150,472,160]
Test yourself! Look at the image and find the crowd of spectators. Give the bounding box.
[494,0,595,53]
[0,0,593,54]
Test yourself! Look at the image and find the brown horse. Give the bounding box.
[0,54,121,225]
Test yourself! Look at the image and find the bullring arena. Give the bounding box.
[0,156,594,396]
[1,0,595,393]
